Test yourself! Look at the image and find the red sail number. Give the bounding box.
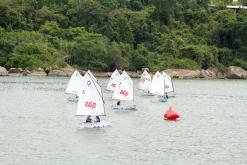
[120,90,128,96]
[111,83,116,87]
[85,101,96,109]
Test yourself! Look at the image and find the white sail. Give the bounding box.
[65,70,84,95]
[139,70,152,91]
[150,71,164,96]
[76,72,105,116]
[163,72,174,93]
[107,69,121,91]
[112,71,133,101]
[121,71,133,85]
[87,70,102,96]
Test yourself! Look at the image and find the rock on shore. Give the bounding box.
[226,66,247,79]
[0,66,8,76]
[1,66,247,79]
[30,69,47,76]
[164,69,201,79]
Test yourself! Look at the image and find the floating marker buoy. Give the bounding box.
[164,106,180,120]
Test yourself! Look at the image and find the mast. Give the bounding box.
[132,77,134,105]
[164,73,166,97]
[171,79,175,97]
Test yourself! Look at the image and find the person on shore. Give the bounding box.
[86,115,92,123]
[94,116,100,123]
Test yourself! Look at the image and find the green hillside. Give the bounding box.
[0,0,247,71]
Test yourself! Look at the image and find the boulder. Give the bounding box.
[226,66,247,79]
[23,70,31,76]
[60,66,75,77]
[93,72,110,77]
[48,69,67,77]
[128,71,140,78]
[37,67,44,72]
[216,72,226,79]
[0,66,8,76]
[164,69,201,78]
[8,68,23,73]
[200,70,217,78]
[30,70,47,76]
[106,72,112,77]
[136,70,142,76]
[142,67,149,72]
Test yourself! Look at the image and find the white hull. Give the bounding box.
[67,96,78,102]
[141,92,155,96]
[80,121,111,128]
[111,104,136,110]
[159,97,168,102]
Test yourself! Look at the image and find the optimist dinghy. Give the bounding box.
[150,71,167,102]
[77,71,111,128]
[80,120,111,128]
[65,70,84,102]
[111,71,136,110]
[162,72,175,98]
[139,70,154,96]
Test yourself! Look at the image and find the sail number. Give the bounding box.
[120,90,128,96]
[111,83,116,87]
[165,85,170,89]
[85,101,96,109]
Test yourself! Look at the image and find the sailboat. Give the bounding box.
[150,71,167,102]
[138,70,154,96]
[76,71,111,128]
[106,69,121,91]
[111,71,136,110]
[162,72,175,97]
[65,70,84,102]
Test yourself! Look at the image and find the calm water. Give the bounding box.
[0,76,247,165]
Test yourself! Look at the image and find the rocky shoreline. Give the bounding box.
[0,66,247,79]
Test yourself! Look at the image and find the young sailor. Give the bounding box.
[94,116,100,123]
[86,115,92,123]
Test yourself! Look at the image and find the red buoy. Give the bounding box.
[164,106,180,120]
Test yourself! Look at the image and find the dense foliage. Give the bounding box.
[0,0,247,71]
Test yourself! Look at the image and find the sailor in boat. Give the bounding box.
[86,115,92,123]
[94,116,100,123]
[117,101,121,105]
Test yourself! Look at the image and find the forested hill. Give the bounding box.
[0,0,247,72]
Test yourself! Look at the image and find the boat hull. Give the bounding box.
[159,97,168,102]
[80,121,111,128]
[111,104,136,110]
[141,93,155,96]
[67,94,78,102]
